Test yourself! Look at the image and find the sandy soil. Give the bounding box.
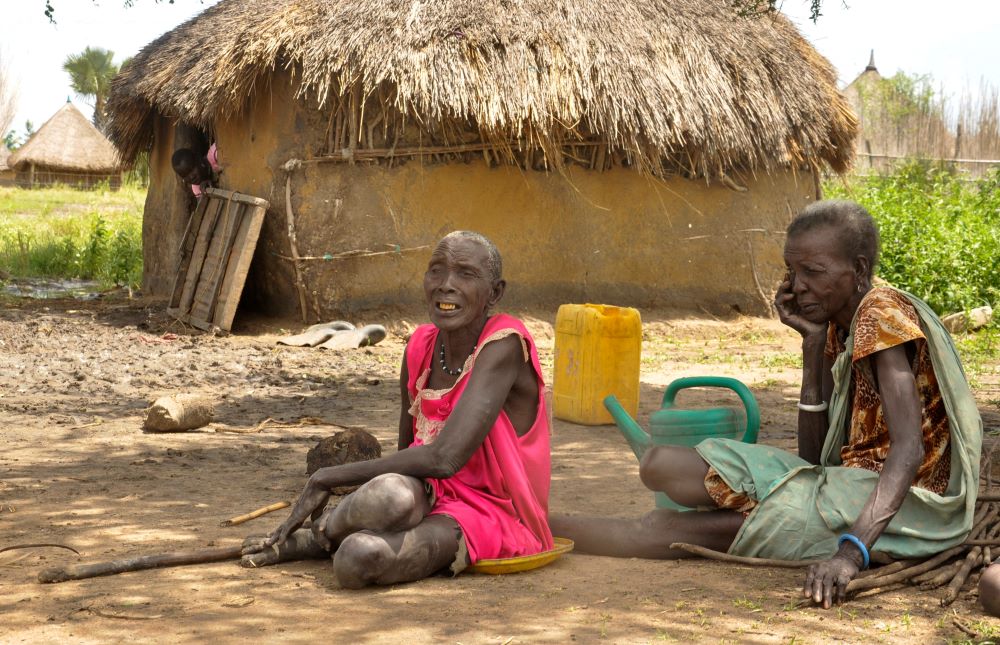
[2,294,1000,644]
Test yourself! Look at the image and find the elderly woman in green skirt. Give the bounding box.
[552,200,982,608]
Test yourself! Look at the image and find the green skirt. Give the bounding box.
[696,438,970,560]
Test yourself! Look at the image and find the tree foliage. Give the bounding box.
[730,0,826,21]
[857,72,938,124]
[4,121,34,151]
[63,47,119,132]
[44,0,176,23]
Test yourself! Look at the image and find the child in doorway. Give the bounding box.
[171,143,221,197]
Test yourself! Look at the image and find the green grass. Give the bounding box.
[824,161,1000,315]
[0,184,145,289]
[954,322,1000,387]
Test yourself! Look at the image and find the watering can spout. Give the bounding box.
[603,395,650,460]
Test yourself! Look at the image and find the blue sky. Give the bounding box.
[5,0,1000,135]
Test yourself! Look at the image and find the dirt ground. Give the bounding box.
[3,294,1000,644]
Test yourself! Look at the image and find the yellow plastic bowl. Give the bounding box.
[468,537,574,575]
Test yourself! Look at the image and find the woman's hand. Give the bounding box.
[775,278,825,338]
[263,477,331,548]
[803,554,861,608]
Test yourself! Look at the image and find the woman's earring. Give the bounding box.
[857,283,863,293]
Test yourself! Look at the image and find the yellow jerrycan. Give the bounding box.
[552,304,641,425]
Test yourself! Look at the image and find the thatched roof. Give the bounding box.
[0,145,10,171]
[108,0,857,175]
[9,103,120,173]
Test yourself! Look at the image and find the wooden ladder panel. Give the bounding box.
[175,197,225,318]
[189,197,241,326]
[166,187,270,332]
[167,195,210,315]
[213,201,268,330]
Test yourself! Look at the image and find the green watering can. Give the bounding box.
[604,376,760,511]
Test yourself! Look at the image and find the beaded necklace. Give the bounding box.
[439,338,475,376]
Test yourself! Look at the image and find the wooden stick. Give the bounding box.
[284,176,309,323]
[953,617,982,639]
[273,244,430,263]
[302,139,607,162]
[1,543,80,555]
[970,505,999,541]
[38,545,243,583]
[848,545,968,593]
[853,582,907,599]
[669,543,814,568]
[855,558,917,580]
[220,501,291,527]
[79,605,164,621]
[794,544,970,608]
[918,560,965,590]
[941,546,982,606]
[348,85,360,163]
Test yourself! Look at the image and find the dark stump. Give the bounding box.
[306,428,382,495]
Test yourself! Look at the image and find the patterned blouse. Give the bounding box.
[705,287,952,513]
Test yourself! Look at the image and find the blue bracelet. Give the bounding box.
[838,534,870,570]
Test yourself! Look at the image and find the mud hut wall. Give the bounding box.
[211,72,310,315]
[141,115,191,295]
[276,161,814,317]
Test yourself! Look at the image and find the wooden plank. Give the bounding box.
[166,187,270,332]
[204,186,269,209]
[189,195,239,326]
[176,197,225,316]
[202,201,251,328]
[167,195,210,310]
[213,201,268,331]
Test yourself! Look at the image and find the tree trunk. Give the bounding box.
[94,94,106,132]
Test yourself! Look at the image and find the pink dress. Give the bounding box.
[406,314,554,563]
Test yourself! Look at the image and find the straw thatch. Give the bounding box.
[107,0,857,176]
[9,103,120,173]
[0,145,10,171]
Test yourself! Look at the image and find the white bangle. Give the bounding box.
[797,400,829,412]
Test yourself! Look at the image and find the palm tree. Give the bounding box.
[63,47,119,132]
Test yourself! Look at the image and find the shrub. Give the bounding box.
[824,161,1000,315]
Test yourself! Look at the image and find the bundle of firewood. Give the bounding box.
[849,493,1000,607]
[671,492,1000,608]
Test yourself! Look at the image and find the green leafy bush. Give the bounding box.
[825,161,1000,315]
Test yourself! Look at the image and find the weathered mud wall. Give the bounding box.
[141,116,185,296]
[275,162,813,317]
[143,70,818,317]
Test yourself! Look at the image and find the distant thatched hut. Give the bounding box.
[9,102,121,189]
[0,145,12,186]
[108,0,856,317]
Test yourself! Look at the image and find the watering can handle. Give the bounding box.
[660,376,760,444]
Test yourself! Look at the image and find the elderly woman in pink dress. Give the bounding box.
[243,231,553,588]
